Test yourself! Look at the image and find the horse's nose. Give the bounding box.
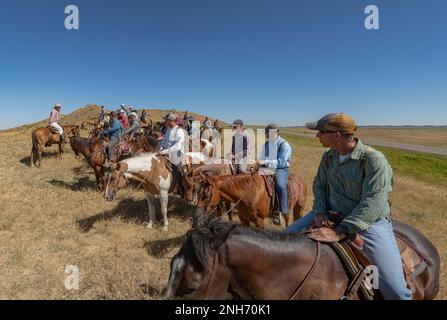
[105,193,115,201]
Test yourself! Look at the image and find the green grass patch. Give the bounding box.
[282,132,321,148]
[372,146,447,188]
[281,133,447,188]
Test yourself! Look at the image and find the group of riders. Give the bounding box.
[48,103,414,300]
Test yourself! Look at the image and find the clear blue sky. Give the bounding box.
[1,0,446,129]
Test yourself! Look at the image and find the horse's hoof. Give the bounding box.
[162,226,168,232]
[146,222,154,229]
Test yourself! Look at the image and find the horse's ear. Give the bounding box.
[192,207,208,228]
[210,224,237,249]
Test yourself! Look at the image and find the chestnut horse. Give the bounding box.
[70,133,158,189]
[197,172,307,228]
[166,208,440,300]
[30,124,80,167]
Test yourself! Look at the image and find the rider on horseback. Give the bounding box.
[124,112,141,141]
[160,112,186,196]
[258,124,292,226]
[103,111,123,164]
[284,113,412,300]
[49,103,65,143]
[230,119,251,173]
[141,109,149,122]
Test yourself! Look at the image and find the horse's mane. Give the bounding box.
[185,217,310,271]
[210,174,259,191]
[71,136,100,151]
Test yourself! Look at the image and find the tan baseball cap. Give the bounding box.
[305,113,357,134]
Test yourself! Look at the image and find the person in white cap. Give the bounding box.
[49,103,65,143]
[160,112,186,196]
[124,112,141,140]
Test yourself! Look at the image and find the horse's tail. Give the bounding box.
[292,176,307,221]
[31,130,39,166]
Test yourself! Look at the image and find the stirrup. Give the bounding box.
[272,212,282,226]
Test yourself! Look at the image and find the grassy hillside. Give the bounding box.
[2,104,229,135]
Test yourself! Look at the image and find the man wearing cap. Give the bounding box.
[284,112,412,300]
[160,112,186,195]
[124,112,141,141]
[160,112,186,158]
[203,117,211,129]
[258,124,292,225]
[49,103,65,143]
[230,119,251,173]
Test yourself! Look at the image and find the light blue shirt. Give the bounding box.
[259,136,292,169]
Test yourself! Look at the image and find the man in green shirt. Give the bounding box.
[284,112,412,300]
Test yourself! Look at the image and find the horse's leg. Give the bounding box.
[30,146,35,167]
[254,212,265,229]
[145,192,157,229]
[37,144,43,167]
[58,141,62,159]
[293,197,307,221]
[238,208,251,227]
[93,166,101,190]
[159,190,169,232]
[224,199,233,221]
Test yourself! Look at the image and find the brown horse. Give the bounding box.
[197,173,307,228]
[70,134,159,189]
[30,124,80,167]
[69,136,114,189]
[165,208,440,300]
[183,161,235,204]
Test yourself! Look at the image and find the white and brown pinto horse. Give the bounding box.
[103,152,206,231]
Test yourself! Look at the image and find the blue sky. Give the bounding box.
[0,0,446,129]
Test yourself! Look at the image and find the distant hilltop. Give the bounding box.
[3,104,229,134]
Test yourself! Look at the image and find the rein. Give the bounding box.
[202,254,219,299]
[288,240,321,300]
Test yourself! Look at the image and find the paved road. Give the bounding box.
[282,131,447,156]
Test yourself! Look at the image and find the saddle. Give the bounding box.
[158,154,184,196]
[328,232,426,300]
[261,174,281,217]
[47,126,59,134]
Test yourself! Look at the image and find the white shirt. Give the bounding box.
[160,126,185,156]
[338,152,352,163]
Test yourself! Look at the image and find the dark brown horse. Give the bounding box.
[70,133,160,189]
[197,173,307,228]
[165,208,440,300]
[30,124,80,167]
[69,136,113,189]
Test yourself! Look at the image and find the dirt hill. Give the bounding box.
[3,104,228,135]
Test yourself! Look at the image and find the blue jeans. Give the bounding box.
[274,168,289,214]
[108,136,119,161]
[284,211,413,300]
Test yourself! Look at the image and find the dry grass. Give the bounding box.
[283,127,447,148]
[0,117,445,299]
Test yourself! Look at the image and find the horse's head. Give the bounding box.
[183,174,195,203]
[69,136,81,157]
[166,208,236,299]
[65,125,80,137]
[104,162,128,201]
[197,177,221,212]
